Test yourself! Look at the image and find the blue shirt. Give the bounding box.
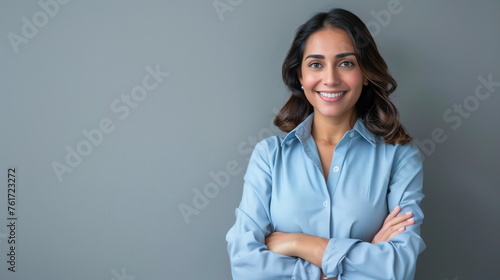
[226,114,425,280]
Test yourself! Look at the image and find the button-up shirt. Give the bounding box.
[226,114,425,279]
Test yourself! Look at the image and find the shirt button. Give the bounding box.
[350,132,355,138]
[323,201,328,207]
[332,166,340,172]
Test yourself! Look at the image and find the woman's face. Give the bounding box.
[299,27,368,121]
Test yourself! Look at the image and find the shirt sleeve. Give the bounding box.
[322,144,426,280]
[226,139,322,280]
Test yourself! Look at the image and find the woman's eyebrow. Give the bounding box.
[304,52,356,60]
[335,52,356,58]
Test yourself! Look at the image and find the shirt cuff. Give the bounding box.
[321,238,361,278]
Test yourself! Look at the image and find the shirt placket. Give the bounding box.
[325,131,355,236]
[301,136,332,238]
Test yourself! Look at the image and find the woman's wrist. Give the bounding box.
[293,233,328,267]
[289,233,305,256]
[265,231,328,267]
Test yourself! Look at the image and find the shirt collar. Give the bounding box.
[281,113,378,147]
[352,118,378,147]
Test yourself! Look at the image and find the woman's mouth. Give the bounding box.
[318,91,346,98]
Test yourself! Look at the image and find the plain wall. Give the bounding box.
[1,1,499,279]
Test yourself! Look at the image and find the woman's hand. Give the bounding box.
[371,205,415,244]
[265,231,299,257]
[265,231,328,267]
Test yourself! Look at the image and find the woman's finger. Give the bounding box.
[385,210,413,228]
[387,216,416,237]
[384,205,401,222]
[372,208,415,243]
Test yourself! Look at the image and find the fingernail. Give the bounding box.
[399,227,405,231]
[406,211,412,216]
[407,218,414,222]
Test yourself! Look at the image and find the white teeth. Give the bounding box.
[319,91,346,98]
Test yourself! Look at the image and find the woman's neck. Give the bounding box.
[311,112,357,145]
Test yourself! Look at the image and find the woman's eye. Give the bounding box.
[339,61,354,67]
[309,62,322,68]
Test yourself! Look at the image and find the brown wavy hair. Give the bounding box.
[274,8,412,145]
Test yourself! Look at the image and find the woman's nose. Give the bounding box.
[323,66,340,86]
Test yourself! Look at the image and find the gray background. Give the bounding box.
[1,0,499,279]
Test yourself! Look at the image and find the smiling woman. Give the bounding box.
[226,8,425,280]
[300,28,368,125]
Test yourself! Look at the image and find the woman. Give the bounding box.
[226,8,425,280]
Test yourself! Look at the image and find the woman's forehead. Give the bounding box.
[303,28,356,58]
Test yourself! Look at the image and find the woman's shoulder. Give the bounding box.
[384,140,421,156]
[371,140,422,166]
[378,141,423,172]
[244,136,284,170]
[355,119,420,156]
[253,135,285,154]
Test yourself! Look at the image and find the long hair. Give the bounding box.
[274,8,412,145]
